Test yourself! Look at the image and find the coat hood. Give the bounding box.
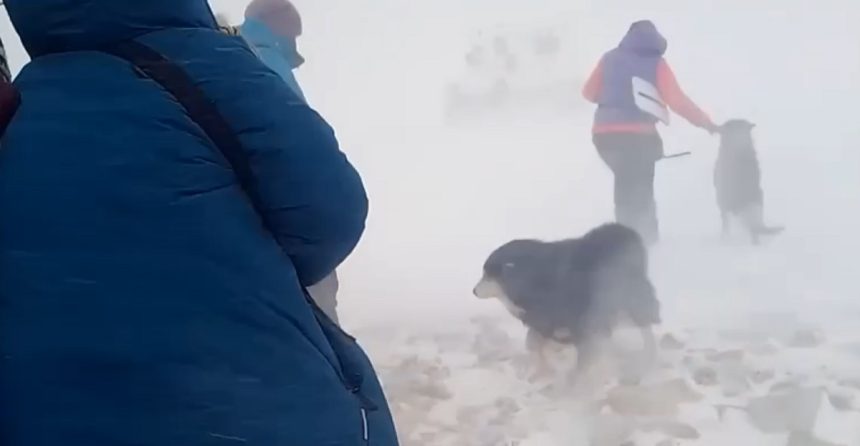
[618,20,667,56]
[4,0,218,57]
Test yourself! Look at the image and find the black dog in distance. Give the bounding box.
[714,119,784,244]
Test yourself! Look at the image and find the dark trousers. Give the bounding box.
[594,132,663,245]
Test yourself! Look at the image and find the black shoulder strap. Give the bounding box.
[104,41,345,324]
[103,40,255,199]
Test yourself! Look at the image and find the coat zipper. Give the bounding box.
[360,407,369,443]
[303,287,374,444]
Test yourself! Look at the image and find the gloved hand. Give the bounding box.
[704,121,721,135]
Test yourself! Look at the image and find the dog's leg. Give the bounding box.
[569,335,615,393]
[751,204,763,245]
[574,337,600,376]
[525,329,554,381]
[721,210,731,239]
[605,325,659,386]
[640,325,658,365]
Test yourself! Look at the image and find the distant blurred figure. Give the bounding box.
[223,0,342,323]
[241,0,306,102]
[583,20,717,244]
[533,30,560,58]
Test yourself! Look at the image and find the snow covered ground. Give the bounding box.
[4,0,859,444]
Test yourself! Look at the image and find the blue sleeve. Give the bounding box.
[150,32,367,286]
[245,104,367,286]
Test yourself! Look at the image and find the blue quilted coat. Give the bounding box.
[0,1,398,445]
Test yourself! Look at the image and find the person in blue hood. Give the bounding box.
[240,0,307,102]
[0,0,398,445]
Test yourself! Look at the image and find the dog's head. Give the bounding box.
[717,119,756,151]
[473,239,538,300]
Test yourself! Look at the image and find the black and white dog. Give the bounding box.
[714,119,784,244]
[473,223,660,376]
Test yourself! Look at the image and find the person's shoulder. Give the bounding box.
[214,12,238,34]
[600,48,622,62]
[218,24,254,51]
[141,27,254,60]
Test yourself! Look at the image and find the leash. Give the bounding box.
[661,151,692,160]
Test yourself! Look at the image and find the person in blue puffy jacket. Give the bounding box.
[0,0,398,445]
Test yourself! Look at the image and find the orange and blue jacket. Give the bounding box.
[583,21,714,134]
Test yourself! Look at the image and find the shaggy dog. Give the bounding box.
[473,223,659,376]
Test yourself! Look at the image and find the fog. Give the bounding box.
[4,1,860,443]
[226,0,860,332]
